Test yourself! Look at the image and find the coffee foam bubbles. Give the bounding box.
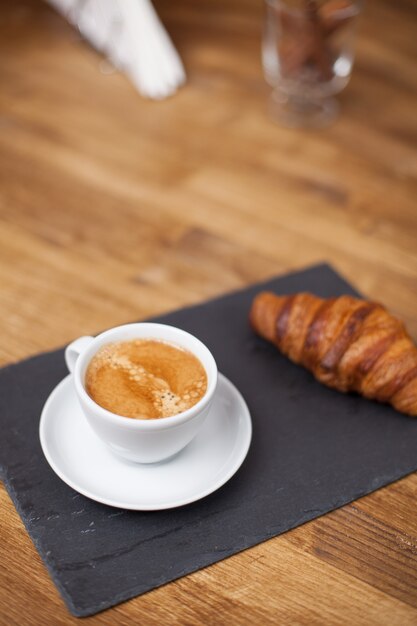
[85,339,207,419]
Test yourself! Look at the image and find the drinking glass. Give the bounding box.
[262,0,362,127]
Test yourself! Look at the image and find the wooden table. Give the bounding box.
[1,0,416,623]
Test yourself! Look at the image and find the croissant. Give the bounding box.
[249,292,417,416]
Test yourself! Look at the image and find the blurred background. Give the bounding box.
[0,0,416,368]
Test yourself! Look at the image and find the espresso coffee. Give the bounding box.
[85,339,207,419]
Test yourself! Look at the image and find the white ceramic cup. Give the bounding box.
[65,323,218,463]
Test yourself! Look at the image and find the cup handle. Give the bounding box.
[65,336,94,374]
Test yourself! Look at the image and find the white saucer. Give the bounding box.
[39,373,252,510]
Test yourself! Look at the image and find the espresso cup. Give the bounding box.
[65,323,218,463]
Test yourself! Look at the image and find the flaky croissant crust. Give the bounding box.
[250,292,417,416]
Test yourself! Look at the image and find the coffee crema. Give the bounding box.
[85,339,207,419]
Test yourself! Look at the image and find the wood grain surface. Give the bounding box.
[1,0,417,623]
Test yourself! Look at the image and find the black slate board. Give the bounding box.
[1,263,417,617]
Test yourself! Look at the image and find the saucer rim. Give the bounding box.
[39,372,252,511]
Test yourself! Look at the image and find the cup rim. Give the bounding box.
[73,323,218,431]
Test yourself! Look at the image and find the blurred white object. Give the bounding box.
[47,0,186,99]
